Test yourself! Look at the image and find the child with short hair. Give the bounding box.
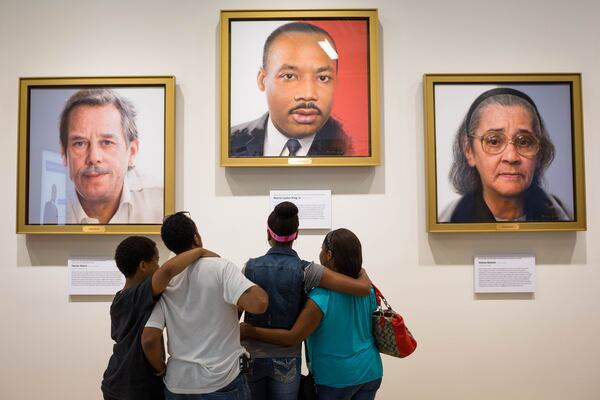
[101,235,218,400]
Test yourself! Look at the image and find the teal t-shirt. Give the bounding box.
[306,287,383,388]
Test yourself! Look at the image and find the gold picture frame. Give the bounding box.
[220,9,380,167]
[424,73,586,232]
[16,76,175,234]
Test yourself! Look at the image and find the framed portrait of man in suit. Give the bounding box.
[424,73,586,233]
[220,9,381,167]
[16,76,175,234]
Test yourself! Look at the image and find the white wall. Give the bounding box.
[1,0,599,399]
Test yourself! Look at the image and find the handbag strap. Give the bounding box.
[373,285,384,305]
[372,285,393,312]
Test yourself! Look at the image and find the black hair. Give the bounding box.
[114,236,157,278]
[262,22,338,69]
[323,228,362,278]
[268,201,299,243]
[161,211,198,254]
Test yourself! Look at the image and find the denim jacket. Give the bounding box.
[244,247,308,329]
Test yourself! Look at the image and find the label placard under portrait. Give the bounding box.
[68,258,124,295]
[474,255,535,293]
[270,190,332,230]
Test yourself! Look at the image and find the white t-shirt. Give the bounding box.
[145,257,255,394]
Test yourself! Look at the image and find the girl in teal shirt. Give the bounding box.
[241,228,383,399]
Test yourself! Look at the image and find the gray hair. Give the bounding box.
[449,93,555,195]
[59,88,138,151]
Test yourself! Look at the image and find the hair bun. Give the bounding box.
[274,201,298,218]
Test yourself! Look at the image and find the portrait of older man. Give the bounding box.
[59,89,163,224]
[439,87,572,223]
[229,22,352,157]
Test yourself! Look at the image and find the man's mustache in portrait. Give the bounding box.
[289,102,322,115]
[80,165,112,177]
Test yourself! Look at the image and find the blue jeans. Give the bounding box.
[316,378,382,400]
[247,357,301,400]
[164,373,251,400]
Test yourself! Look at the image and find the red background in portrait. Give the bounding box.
[306,20,370,156]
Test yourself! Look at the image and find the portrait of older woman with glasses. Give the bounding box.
[440,87,572,223]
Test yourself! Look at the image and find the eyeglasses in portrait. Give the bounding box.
[423,74,585,233]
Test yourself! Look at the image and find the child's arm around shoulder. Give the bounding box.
[318,267,371,296]
[151,248,220,296]
[240,298,322,346]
